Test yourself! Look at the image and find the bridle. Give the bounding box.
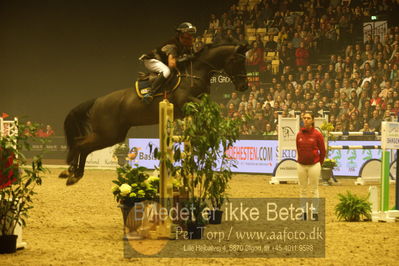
[226,53,248,84]
[196,52,248,83]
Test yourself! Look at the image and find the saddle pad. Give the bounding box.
[135,72,182,99]
[136,80,152,96]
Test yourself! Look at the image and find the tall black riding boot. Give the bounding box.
[142,73,166,103]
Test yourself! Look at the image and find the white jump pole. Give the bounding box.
[330,131,381,136]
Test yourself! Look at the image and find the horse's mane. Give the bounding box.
[204,41,241,50]
[194,41,244,58]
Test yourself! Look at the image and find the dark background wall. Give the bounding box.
[0,0,235,136]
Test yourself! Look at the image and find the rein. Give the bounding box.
[196,53,248,83]
[175,45,248,91]
[177,73,201,79]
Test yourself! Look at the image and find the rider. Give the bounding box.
[139,22,197,102]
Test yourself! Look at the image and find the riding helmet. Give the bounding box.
[176,22,197,35]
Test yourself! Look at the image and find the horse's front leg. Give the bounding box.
[75,152,88,178]
[59,148,79,179]
[67,152,87,186]
[172,93,202,117]
[59,160,77,179]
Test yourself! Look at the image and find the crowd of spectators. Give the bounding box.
[24,121,55,138]
[193,0,399,136]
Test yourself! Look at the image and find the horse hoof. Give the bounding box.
[66,176,81,186]
[59,170,69,178]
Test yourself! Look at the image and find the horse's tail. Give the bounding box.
[64,99,96,164]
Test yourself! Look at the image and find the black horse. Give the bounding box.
[60,43,249,185]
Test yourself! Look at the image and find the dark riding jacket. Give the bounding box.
[142,36,194,65]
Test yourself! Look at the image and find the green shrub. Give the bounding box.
[335,191,372,222]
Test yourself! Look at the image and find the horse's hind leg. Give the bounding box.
[66,152,89,186]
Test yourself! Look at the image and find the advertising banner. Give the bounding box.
[328,141,381,176]
[278,117,299,151]
[381,122,399,150]
[128,139,382,176]
[127,139,280,173]
[224,140,279,173]
[85,145,119,169]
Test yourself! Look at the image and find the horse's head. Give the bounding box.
[194,43,249,92]
[223,44,249,92]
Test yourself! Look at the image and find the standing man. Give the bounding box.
[295,42,310,68]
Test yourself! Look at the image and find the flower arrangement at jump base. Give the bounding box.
[112,164,159,205]
[112,164,160,239]
[112,164,183,240]
[112,164,182,205]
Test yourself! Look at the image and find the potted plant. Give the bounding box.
[320,121,337,184]
[113,143,130,166]
[157,95,241,238]
[321,158,337,184]
[322,158,337,169]
[335,191,372,222]
[208,170,231,224]
[111,164,159,239]
[182,197,208,239]
[0,121,46,253]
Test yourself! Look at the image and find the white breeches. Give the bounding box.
[297,162,321,212]
[143,59,171,78]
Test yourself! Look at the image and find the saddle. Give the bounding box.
[135,70,181,99]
